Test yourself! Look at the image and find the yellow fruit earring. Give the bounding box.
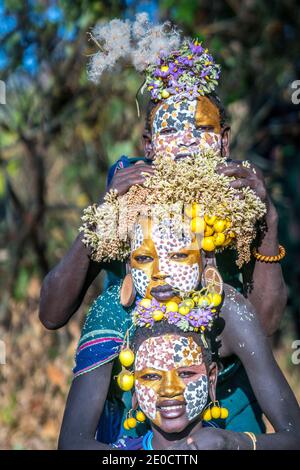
[203,401,229,421]
[116,330,135,390]
[123,409,146,430]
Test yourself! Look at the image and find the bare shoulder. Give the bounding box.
[218,284,267,358]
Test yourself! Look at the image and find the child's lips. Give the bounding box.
[157,400,186,419]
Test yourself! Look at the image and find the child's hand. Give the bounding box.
[216,160,267,204]
[107,162,154,196]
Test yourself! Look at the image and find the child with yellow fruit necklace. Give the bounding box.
[59,213,300,450]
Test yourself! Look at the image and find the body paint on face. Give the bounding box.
[151,95,222,159]
[131,219,202,299]
[135,335,208,424]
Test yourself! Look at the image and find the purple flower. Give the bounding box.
[154,62,177,78]
[178,55,194,67]
[167,310,181,326]
[181,85,200,100]
[189,41,204,55]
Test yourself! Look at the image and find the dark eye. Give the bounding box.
[160,127,177,135]
[170,253,188,261]
[134,255,153,263]
[195,126,214,132]
[178,371,197,379]
[141,373,161,381]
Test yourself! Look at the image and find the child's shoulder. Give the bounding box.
[73,281,134,378]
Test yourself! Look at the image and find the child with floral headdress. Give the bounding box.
[59,208,300,450]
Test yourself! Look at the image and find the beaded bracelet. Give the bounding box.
[252,244,286,263]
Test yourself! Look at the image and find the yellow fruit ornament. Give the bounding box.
[166,301,179,312]
[136,411,146,422]
[179,305,190,315]
[214,232,226,247]
[152,309,164,321]
[204,214,217,226]
[213,219,227,233]
[201,236,215,252]
[140,298,152,308]
[191,217,206,234]
[117,369,135,391]
[119,347,135,367]
[127,417,137,429]
[182,298,195,309]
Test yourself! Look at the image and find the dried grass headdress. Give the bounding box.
[80,149,266,268]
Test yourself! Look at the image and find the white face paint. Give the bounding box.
[152,95,222,160]
[131,219,201,299]
[134,335,208,423]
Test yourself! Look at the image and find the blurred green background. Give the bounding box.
[0,0,299,449]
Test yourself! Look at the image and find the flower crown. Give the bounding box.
[87,14,220,102]
[144,40,220,102]
[133,286,222,334]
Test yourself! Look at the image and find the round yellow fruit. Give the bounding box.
[201,236,215,252]
[204,214,217,226]
[123,419,130,430]
[211,293,222,307]
[127,417,137,428]
[185,203,202,218]
[179,305,190,315]
[119,348,135,367]
[197,296,210,307]
[220,407,229,419]
[213,219,227,233]
[204,225,214,237]
[136,411,146,422]
[117,372,135,391]
[211,406,221,419]
[190,217,206,234]
[161,90,170,99]
[203,408,212,421]
[183,299,195,309]
[214,232,226,247]
[166,301,179,313]
[152,309,164,321]
[140,298,152,308]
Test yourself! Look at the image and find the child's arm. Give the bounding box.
[219,285,300,450]
[58,363,113,450]
[39,232,102,330]
[218,161,287,335]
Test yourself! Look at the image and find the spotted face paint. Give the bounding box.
[130,218,202,300]
[134,334,208,431]
[151,95,222,160]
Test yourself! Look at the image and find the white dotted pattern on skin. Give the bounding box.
[152,220,200,292]
[131,224,144,251]
[131,219,200,296]
[184,375,208,421]
[131,267,149,298]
